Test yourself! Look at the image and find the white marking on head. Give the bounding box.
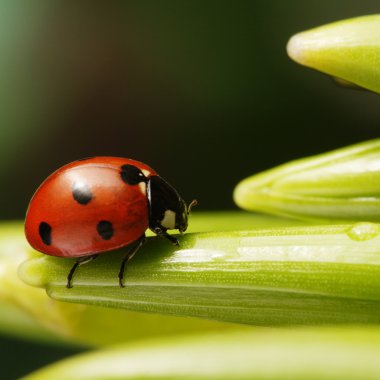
[161,210,176,230]
[138,182,146,195]
[142,169,150,177]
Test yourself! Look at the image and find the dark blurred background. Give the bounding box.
[1,0,380,220]
[1,0,380,377]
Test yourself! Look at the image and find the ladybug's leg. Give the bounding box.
[154,228,179,246]
[118,234,145,288]
[67,254,98,289]
[160,231,179,246]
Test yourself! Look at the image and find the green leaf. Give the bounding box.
[287,14,380,93]
[1,213,296,345]
[0,219,259,346]
[234,139,380,221]
[24,327,380,379]
[20,219,380,325]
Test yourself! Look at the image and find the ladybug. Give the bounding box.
[25,157,196,288]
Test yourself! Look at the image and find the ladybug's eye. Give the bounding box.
[120,165,147,185]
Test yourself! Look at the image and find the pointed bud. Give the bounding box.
[234,139,380,221]
[287,15,380,93]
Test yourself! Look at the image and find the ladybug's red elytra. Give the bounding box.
[25,157,196,288]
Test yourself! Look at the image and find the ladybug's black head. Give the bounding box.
[147,176,196,236]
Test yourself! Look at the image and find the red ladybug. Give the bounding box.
[25,157,196,288]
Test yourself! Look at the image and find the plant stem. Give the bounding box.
[20,221,380,325]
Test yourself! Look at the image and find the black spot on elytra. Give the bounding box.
[72,182,93,205]
[120,164,146,185]
[97,221,114,240]
[39,222,52,245]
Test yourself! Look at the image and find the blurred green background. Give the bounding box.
[1,1,380,377]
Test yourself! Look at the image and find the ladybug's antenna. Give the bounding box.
[187,199,198,214]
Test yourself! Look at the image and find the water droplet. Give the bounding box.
[346,222,380,242]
